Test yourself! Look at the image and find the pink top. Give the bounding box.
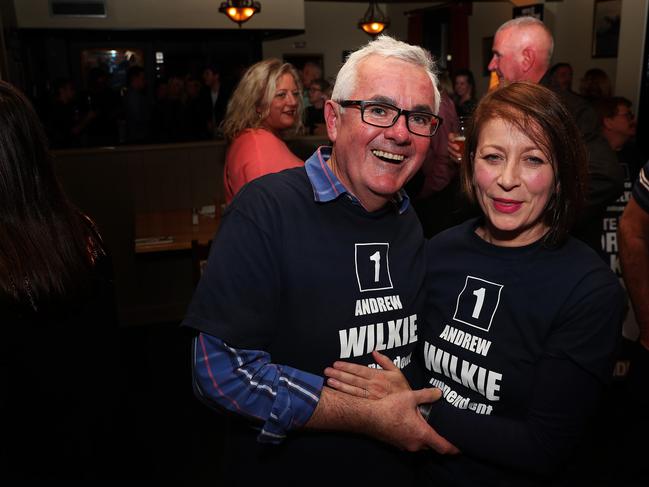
[224,128,303,204]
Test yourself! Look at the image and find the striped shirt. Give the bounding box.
[633,160,649,213]
[192,146,410,444]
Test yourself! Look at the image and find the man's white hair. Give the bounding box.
[331,35,440,114]
[497,16,555,62]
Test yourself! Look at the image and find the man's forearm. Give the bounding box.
[192,333,323,443]
[305,386,457,453]
[619,198,649,348]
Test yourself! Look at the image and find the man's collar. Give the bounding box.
[304,146,411,214]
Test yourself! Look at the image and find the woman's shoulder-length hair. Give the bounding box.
[461,81,587,247]
[221,58,303,142]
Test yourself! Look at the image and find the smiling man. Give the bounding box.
[182,36,451,485]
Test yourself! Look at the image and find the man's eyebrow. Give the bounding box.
[368,95,433,113]
[411,103,434,113]
[368,95,397,105]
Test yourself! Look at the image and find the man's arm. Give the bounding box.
[193,333,454,452]
[619,197,649,349]
[192,333,323,443]
[306,384,457,453]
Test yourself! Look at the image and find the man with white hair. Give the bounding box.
[451,17,624,250]
[183,36,452,485]
[488,16,553,86]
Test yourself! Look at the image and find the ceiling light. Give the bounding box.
[359,2,390,36]
[219,0,261,27]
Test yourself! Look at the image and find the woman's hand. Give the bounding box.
[324,350,411,399]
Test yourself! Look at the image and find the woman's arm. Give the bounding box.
[327,351,601,475]
[427,356,601,475]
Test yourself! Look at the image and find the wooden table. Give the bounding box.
[135,209,220,253]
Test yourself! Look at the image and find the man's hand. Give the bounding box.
[364,387,459,453]
[325,350,411,399]
[307,385,458,454]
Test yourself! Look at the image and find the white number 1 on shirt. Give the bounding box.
[472,287,485,319]
[370,251,381,282]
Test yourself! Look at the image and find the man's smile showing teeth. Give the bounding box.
[372,149,405,162]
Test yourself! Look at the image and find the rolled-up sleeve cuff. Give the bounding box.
[258,366,324,444]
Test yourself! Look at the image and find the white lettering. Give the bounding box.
[386,319,403,349]
[439,325,450,340]
[353,295,404,316]
[409,314,418,343]
[438,325,492,357]
[339,326,367,359]
[424,341,502,401]
[340,314,416,358]
[375,322,386,351]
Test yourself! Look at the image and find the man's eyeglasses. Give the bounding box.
[338,100,442,137]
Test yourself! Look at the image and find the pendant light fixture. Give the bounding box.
[358,1,390,36]
[219,0,261,27]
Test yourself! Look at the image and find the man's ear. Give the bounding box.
[602,116,614,130]
[521,47,535,73]
[324,100,339,142]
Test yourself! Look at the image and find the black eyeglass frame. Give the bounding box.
[338,99,443,137]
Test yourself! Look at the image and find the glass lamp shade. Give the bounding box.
[219,0,261,26]
[358,2,390,36]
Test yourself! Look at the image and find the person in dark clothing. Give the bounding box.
[0,80,118,482]
[82,67,120,147]
[45,78,95,149]
[182,74,208,141]
[182,35,452,486]
[547,62,574,92]
[618,161,649,487]
[579,68,613,101]
[123,66,152,144]
[452,68,477,117]
[198,64,230,138]
[595,96,641,181]
[153,74,185,143]
[304,77,330,135]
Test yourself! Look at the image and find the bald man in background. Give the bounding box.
[450,16,624,251]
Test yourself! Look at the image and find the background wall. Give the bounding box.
[262,2,438,82]
[616,0,649,108]
[263,0,647,114]
[15,0,304,30]
[263,2,384,81]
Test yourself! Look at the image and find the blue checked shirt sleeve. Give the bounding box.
[192,332,324,444]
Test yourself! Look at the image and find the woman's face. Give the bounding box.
[261,73,300,133]
[454,75,471,99]
[473,117,555,247]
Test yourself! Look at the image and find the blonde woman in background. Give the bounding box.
[221,58,304,204]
